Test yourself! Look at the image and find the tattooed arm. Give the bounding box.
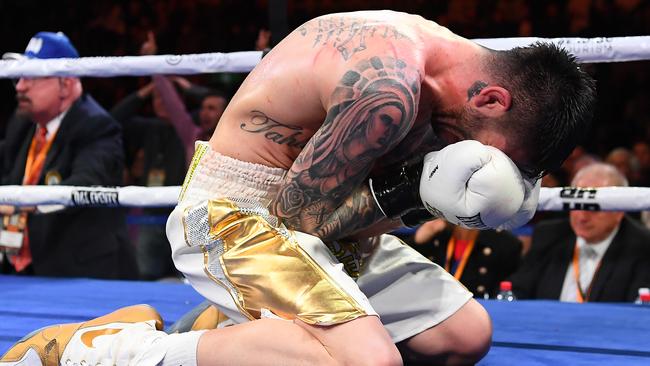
[270,56,421,241]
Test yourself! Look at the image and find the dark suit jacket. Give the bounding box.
[110,92,187,188]
[510,217,650,302]
[1,94,137,279]
[403,228,522,298]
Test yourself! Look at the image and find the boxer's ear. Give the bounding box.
[471,86,511,118]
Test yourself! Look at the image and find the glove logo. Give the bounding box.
[456,213,489,230]
[428,165,438,179]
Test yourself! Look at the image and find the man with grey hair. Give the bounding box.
[510,163,650,302]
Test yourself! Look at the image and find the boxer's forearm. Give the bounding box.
[273,183,386,242]
[312,185,388,241]
[270,54,421,241]
[346,214,404,241]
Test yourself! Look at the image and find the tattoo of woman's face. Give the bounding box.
[270,56,421,239]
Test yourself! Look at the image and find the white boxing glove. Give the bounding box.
[497,178,541,230]
[368,140,540,230]
[419,140,529,229]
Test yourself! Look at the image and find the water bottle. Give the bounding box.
[496,281,516,302]
[635,288,650,305]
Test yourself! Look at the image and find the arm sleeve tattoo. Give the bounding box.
[271,56,421,241]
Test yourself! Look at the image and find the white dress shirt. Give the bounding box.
[559,226,619,302]
[38,109,67,140]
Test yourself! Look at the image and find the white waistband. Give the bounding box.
[179,142,287,207]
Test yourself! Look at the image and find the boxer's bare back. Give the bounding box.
[209,10,486,240]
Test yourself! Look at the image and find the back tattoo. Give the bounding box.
[298,17,413,61]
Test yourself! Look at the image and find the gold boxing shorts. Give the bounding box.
[167,142,471,342]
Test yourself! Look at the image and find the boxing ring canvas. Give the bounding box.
[1,275,649,365]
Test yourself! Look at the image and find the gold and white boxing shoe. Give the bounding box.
[0,305,164,366]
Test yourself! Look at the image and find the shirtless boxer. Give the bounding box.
[1,10,595,366]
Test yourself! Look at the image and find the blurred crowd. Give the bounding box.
[0,1,649,300]
[1,0,649,152]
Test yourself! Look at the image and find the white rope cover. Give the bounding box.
[472,36,650,63]
[537,187,650,212]
[1,36,648,78]
[0,185,648,212]
[0,51,263,78]
[0,185,180,209]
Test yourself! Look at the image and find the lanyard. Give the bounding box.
[571,242,602,303]
[444,235,476,280]
[23,129,56,185]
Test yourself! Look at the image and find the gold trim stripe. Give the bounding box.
[178,143,208,202]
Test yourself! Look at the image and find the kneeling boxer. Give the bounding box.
[2,9,594,366]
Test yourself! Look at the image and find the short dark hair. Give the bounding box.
[201,89,230,104]
[487,42,596,180]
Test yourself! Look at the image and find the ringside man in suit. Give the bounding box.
[510,163,650,302]
[0,32,136,279]
[403,220,522,299]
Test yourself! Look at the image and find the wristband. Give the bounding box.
[368,161,422,218]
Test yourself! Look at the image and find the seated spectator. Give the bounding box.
[401,219,523,299]
[143,32,229,166]
[196,91,228,140]
[0,32,136,279]
[568,153,601,182]
[605,147,640,185]
[113,33,228,280]
[632,141,650,229]
[154,76,228,164]
[633,140,650,186]
[112,80,184,280]
[111,37,188,281]
[510,163,650,302]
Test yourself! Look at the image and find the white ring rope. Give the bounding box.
[2,35,648,214]
[0,186,180,212]
[0,51,263,78]
[0,185,648,212]
[472,36,650,63]
[1,36,649,78]
[537,187,650,212]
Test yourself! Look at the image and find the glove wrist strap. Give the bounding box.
[400,208,437,228]
[368,163,422,218]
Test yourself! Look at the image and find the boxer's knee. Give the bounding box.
[451,300,492,364]
[359,347,403,366]
[347,335,403,366]
[400,299,492,365]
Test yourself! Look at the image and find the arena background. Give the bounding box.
[1,0,649,166]
[2,2,650,364]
